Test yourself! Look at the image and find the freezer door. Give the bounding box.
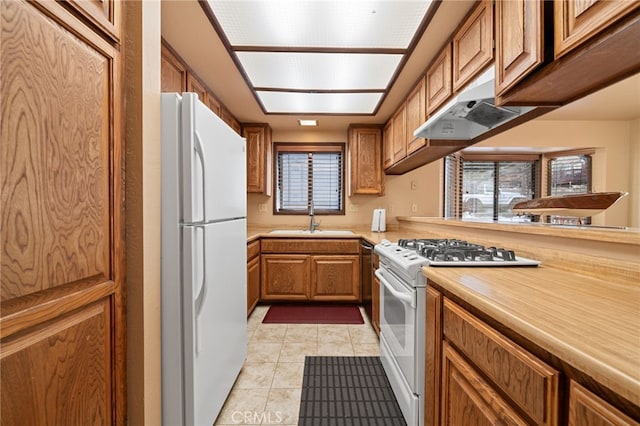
[181,93,246,223]
[182,218,247,426]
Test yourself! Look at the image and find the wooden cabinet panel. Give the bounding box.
[244,124,272,195]
[569,381,639,426]
[261,255,309,301]
[186,72,208,104]
[495,0,546,96]
[161,43,187,93]
[221,106,241,134]
[348,126,383,195]
[247,256,260,315]
[554,0,640,58]
[247,240,260,260]
[425,286,442,426]
[392,104,407,163]
[0,0,124,422]
[261,239,360,255]
[405,78,426,155]
[441,342,529,426]
[206,93,221,116]
[372,275,380,334]
[1,299,112,424]
[426,43,453,115]
[383,120,394,169]
[66,0,120,42]
[443,299,559,425]
[453,0,494,91]
[310,255,360,302]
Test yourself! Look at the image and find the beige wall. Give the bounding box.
[125,1,162,424]
[248,119,637,229]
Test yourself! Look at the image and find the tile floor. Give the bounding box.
[214,305,380,425]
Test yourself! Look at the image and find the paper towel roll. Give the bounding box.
[371,209,386,232]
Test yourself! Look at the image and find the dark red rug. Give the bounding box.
[262,304,364,324]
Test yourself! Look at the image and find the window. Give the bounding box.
[547,151,593,225]
[274,143,344,214]
[444,153,539,221]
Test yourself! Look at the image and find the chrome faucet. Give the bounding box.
[309,201,320,233]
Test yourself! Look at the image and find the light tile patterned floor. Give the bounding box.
[214,305,380,425]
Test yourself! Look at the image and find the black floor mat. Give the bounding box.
[298,356,407,426]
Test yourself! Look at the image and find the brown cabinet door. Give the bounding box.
[206,92,221,116]
[392,105,407,163]
[247,256,260,316]
[1,0,124,423]
[405,78,427,155]
[425,286,442,426]
[261,255,309,301]
[349,126,383,195]
[372,276,380,334]
[495,0,546,96]
[221,106,241,134]
[310,255,360,302]
[568,381,639,426]
[186,72,208,104]
[66,0,120,41]
[426,43,453,115]
[161,43,187,93]
[453,0,494,91]
[243,124,272,195]
[441,343,529,426]
[383,120,394,169]
[554,0,640,58]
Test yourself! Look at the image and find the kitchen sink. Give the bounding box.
[269,229,354,235]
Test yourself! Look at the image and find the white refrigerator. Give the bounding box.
[161,93,247,426]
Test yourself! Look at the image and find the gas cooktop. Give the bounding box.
[376,238,540,269]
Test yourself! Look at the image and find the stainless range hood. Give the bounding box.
[414,66,536,141]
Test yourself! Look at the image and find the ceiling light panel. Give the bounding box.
[208,0,432,49]
[236,52,402,90]
[256,91,383,114]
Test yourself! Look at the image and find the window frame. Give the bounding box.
[272,142,345,216]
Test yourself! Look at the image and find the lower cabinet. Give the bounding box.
[426,282,639,426]
[260,238,361,302]
[247,240,261,315]
[261,255,310,301]
[568,381,639,426]
[311,255,360,301]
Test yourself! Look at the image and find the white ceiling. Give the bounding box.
[161,1,640,133]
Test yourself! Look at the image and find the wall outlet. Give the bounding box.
[258,203,267,212]
[349,203,359,212]
[411,203,418,212]
[411,180,417,190]
[388,204,394,213]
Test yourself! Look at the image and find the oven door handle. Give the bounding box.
[375,269,415,308]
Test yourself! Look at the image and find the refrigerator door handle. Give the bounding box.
[193,131,207,219]
[193,225,207,354]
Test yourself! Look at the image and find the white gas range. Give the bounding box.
[374,238,539,426]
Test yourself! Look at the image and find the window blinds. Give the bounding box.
[275,146,343,213]
[547,154,592,224]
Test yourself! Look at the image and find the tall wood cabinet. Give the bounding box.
[348,125,383,195]
[1,0,125,423]
[243,123,272,195]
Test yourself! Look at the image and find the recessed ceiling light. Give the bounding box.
[299,120,318,127]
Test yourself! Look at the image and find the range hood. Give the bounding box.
[414,66,536,141]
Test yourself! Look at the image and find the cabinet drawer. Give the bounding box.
[247,240,260,260]
[443,299,559,425]
[261,239,360,254]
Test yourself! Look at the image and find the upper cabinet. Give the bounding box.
[348,125,383,196]
[161,39,242,134]
[383,120,394,170]
[243,123,272,195]
[426,43,453,115]
[496,0,640,106]
[555,0,640,58]
[161,43,187,93]
[392,104,407,164]
[452,0,494,91]
[495,0,547,95]
[406,77,427,155]
[66,0,120,42]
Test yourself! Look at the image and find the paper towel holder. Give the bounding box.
[371,208,386,232]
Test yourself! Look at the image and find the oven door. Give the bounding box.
[376,266,417,391]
